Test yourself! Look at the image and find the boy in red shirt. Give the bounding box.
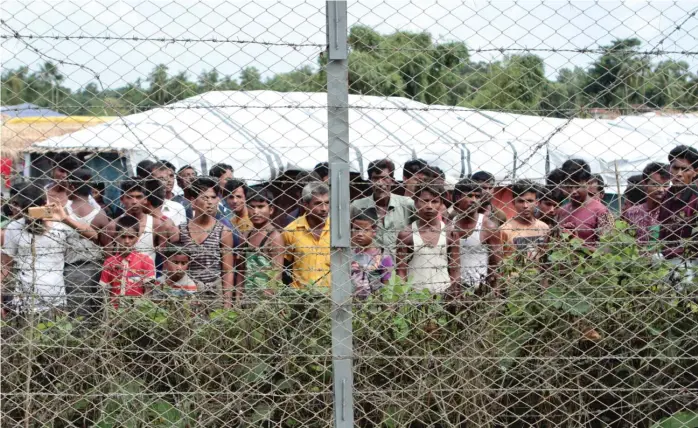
[99,215,155,308]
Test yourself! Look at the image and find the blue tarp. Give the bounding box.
[1,103,65,118]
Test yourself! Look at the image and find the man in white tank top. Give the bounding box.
[65,169,110,316]
[449,178,503,296]
[396,184,455,294]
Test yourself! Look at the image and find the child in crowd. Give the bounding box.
[99,215,155,308]
[158,245,201,297]
[350,207,393,298]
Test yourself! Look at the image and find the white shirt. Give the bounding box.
[162,199,187,226]
[459,213,488,290]
[408,221,451,294]
[65,200,102,263]
[133,215,157,264]
[44,182,100,209]
[2,219,79,310]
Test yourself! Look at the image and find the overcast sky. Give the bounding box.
[1,0,697,91]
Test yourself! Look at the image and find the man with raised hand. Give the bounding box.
[2,182,98,315]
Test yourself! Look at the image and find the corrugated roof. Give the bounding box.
[0,103,65,118]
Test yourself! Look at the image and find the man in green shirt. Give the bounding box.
[351,159,414,258]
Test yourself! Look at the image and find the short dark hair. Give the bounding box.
[161,243,191,259]
[155,160,176,172]
[151,161,175,174]
[642,162,670,181]
[511,180,541,199]
[425,165,445,180]
[120,179,145,195]
[591,173,605,192]
[541,187,565,204]
[627,174,643,186]
[14,181,46,210]
[546,168,566,187]
[68,168,93,197]
[209,163,233,178]
[185,177,220,199]
[116,214,140,233]
[136,160,155,179]
[54,154,81,172]
[562,162,592,184]
[413,183,445,201]
[668,145,698,169]
[313,162,330,180]
[247,186,275,205]
[177,165,195,174]
[144,179,166,208]
[403,159,429,180]
[471,171,495,184]
[367,159,395,180]
[223,178,246,196]
[453,177,480,200]
[351,206,378,224]
[561,159,591,175]
[624,175,645,205]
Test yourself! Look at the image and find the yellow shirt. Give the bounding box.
[231,214,253,233]
[282,216,331,289]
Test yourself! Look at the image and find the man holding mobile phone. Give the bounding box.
[1,182,97,317]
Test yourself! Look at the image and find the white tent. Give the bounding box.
[29,91,698,192]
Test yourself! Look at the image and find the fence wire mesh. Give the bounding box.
[1,1,698,427]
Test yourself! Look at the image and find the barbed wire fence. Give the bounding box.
[1,1,698,427]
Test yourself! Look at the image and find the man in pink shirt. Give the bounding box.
[557,160,613,246]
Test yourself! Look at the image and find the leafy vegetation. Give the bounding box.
[2,29,696,117]
[1,223,697,427]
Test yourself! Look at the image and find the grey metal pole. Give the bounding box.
[326,1,353,427]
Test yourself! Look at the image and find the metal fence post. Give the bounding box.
[326,1,353,427]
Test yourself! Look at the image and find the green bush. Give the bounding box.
[1,222,697,427]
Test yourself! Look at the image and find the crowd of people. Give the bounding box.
[1,143,696,317]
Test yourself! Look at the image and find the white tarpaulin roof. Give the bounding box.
[30,91,698,192]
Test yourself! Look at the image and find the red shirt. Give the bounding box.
[624,203,660,245]
[100,252,155,298]
[557,198,613,246]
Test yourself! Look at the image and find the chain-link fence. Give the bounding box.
[1,1,698,427]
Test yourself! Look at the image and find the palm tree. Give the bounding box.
[38,62,64,109]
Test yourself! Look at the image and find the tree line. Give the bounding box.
[2,26,697,117]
